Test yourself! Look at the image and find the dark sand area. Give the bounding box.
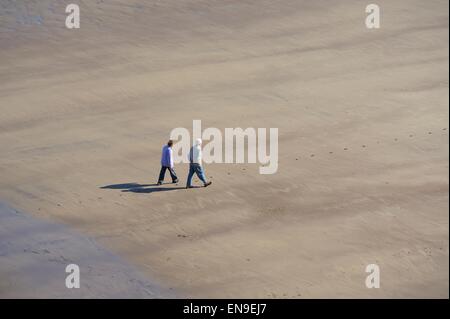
[0,202,172,298]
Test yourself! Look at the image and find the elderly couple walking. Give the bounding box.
[157,138,212,188]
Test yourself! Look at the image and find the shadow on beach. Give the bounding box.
[100,182,200,194]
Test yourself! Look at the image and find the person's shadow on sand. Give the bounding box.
[100,182,200,194]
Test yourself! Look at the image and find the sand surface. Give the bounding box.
[0,0,448,298]
[0,202,171,298]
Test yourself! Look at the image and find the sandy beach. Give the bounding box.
[0,0,448,298]
[0,202,171,298]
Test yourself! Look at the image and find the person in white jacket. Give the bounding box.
[186,138,212,188]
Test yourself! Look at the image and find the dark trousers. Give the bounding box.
[158,166,178,183]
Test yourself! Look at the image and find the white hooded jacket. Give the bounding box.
[189,138,202,164]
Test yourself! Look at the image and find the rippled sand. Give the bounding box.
[0,0,448,298]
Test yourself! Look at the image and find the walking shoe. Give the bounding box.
[157,181,162,186]
[173,179,179,184]
[204,181,212,187]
